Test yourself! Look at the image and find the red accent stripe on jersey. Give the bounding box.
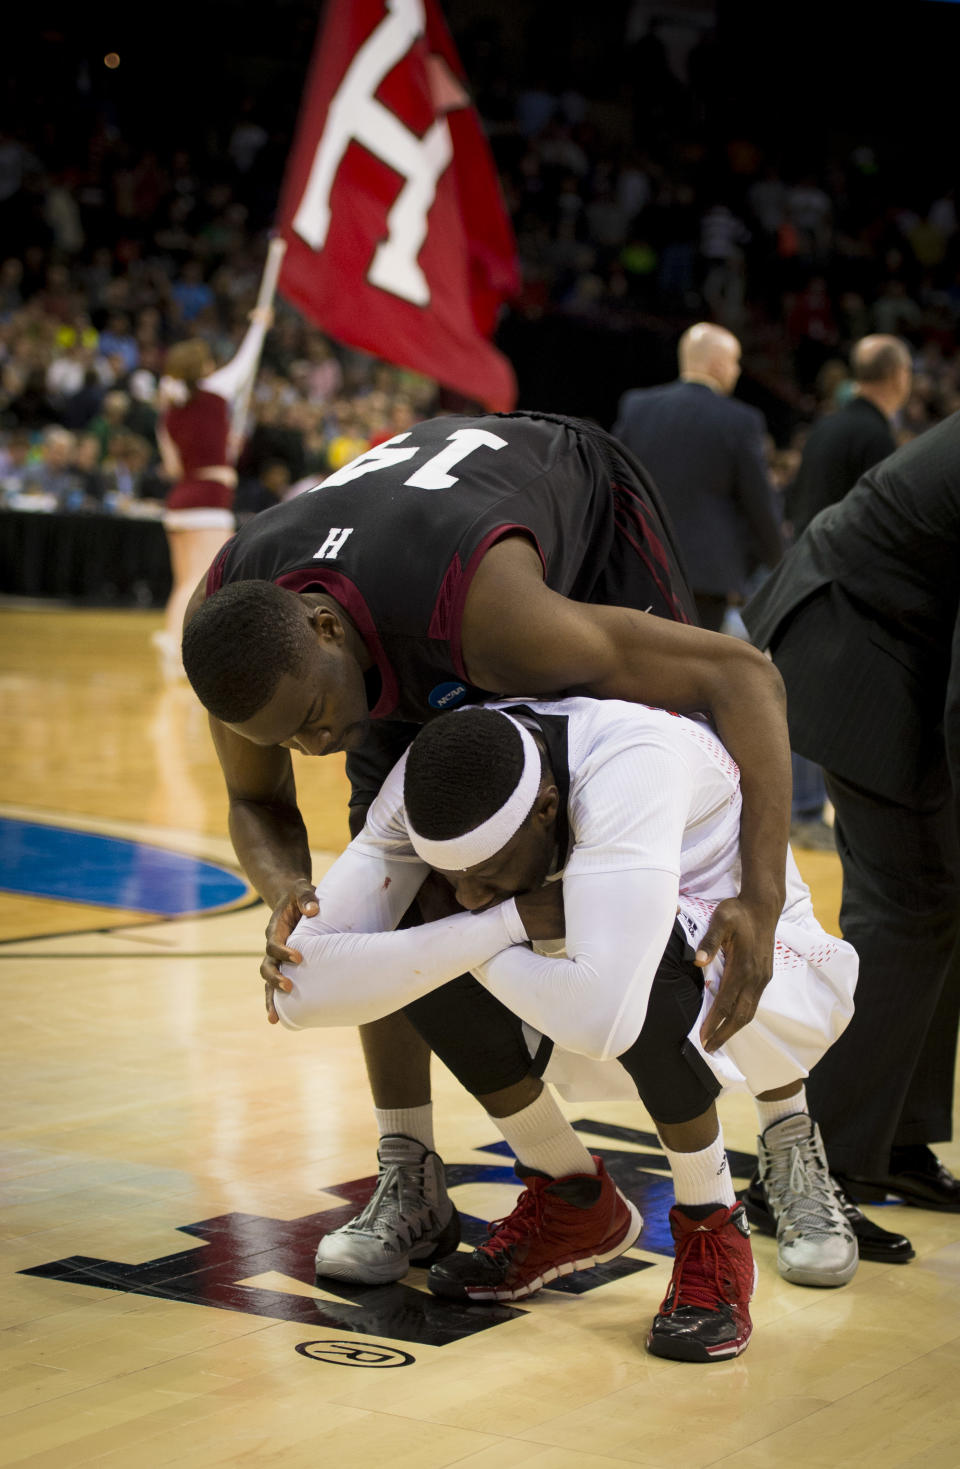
[273,567,399,720]
[205,538,236,597]
[427,552,463,640]
[446,524,546,680]
[613,482,691,624]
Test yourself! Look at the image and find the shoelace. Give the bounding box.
[480,1183,546,1257]
[662,1222,750,1316]
[765,1138,847,1240]
[345,1160,429,1246]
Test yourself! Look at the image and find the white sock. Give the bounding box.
[755,1085,808,1134]
[493,1087,597,1179]
[374,1104,435,1152]
[663,1132,736,1210]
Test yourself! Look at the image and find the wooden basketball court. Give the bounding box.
[2,602,959,1468]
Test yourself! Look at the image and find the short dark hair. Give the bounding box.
[404,708,542,839]
[181,580,313,723]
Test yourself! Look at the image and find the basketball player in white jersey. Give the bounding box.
[270,698,859,1362]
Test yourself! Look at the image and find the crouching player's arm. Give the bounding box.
[270,755,528,1028]
[472,737,697,1059]
[272,845,531,1028]
[476,865,681,1060]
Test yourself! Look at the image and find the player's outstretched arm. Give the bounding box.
[461,538,790,1049]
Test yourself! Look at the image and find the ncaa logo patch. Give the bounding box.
[428,680,468,711]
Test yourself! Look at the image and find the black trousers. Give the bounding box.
[405,924,721,1125]
[804,771,960,1176]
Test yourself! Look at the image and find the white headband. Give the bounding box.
[407,714,542,871]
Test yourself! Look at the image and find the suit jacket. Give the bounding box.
[787,396,896,535]
[612,379,783,597]
[743,411,960,820]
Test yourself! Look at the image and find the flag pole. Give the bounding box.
[228,234,288,461]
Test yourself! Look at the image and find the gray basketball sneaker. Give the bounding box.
[755,1113,858,1288]
[315,1134,460,1284]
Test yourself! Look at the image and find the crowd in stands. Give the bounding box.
[1,14,958,541]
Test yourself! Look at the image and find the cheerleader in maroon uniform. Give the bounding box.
[154,310,269,676]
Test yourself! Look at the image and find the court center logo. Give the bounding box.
[20,1121,756,1350]
[296,1340,415,1368]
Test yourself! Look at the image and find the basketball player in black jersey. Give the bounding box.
[182,410,792,1286]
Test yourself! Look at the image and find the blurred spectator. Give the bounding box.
[241,396,308,481]
[326,406,370,470]
[14,426,84,509]
[786,175,833,260]
[71,431,106,503]
[612,322,783,631]
[57,366,104,431]
[88,390,133,458]
[368,395,418,447]
[0,362,56,431]
[786,275,839,387]
[97,312,139,375]
[0,426,32,500]
[699,202,750,330]
[0,256,24,313]
[302,335,343,402]
[748,166,787,239]
[787,335,912,536]
[96,431,162,510]
[872,279,923,338]
[46,344,94,408]
[782,334,912,850]
[125,370,159,444]
[228,106,269,178]
[234,458,293,524]
[170,260,215,325]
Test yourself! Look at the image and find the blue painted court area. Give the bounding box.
[0,818,250,916]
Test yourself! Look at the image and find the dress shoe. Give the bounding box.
[740,1172,914,1264]
[837,1147,960,1213]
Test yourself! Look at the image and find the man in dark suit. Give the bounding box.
[743,412,960,1249]
[613,322,783,630]
[787,335,912,536]
[786,335,912,850]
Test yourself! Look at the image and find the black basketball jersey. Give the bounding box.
[208,411,694,723]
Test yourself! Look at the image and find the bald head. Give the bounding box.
[678,323,742,395]
[850,335,912,418]
[850,335,911,384]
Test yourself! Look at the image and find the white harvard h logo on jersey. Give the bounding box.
[313,528,355,560]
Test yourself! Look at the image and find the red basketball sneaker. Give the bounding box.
[646,1202,758,1362]
[427,1156,643,1302]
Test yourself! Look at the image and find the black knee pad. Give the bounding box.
[617,925,721,1123]
[404,973,535,1096]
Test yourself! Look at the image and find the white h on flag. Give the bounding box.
[276,0,519,410]
[292,0,451,306]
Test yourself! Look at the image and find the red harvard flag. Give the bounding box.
[276,0,519,410]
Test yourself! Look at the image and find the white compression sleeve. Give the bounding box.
[274,846,528,1030]
[473,865,681,1061]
